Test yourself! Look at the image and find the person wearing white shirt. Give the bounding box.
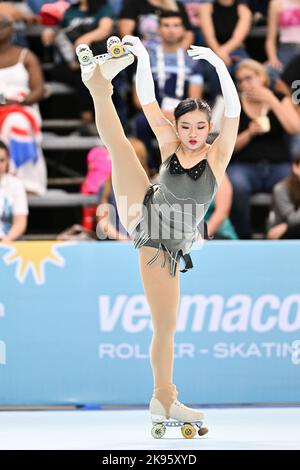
[0,141,28,242]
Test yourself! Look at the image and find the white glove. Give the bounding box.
[122,35,156,106]
[187,45,224,68]
[187,45,241,118]
[122,35,148,59]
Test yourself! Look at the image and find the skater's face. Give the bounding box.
[159,17,185,45]
[176,110,212,151]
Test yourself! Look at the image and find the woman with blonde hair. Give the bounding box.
[237,58,271,85]
[226,58,300,239]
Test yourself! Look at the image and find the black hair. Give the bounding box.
[0,141,9,155]
[159,11,184,24]
[174,98,212,123]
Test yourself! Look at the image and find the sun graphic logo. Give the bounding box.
[0,241,74,285]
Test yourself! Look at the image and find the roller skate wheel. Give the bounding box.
[109,44,124,57]
[107,36,124,57]
[151,423,166,439]
[76,45,94,66]
[181,424,196,439]
[198,426,209,436]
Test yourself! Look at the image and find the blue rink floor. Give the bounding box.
[0,406,300,450]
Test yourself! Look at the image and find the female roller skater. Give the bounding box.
[78,36,241,438]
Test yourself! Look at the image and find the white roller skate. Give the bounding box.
[76,36,134,81]
[150,395,209,439]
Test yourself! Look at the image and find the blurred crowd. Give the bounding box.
[1,0,300,243]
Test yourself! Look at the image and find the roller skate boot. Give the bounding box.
[149,392,209,439]
[76,36,134,82]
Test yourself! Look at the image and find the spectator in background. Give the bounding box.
[107,0,123,16]
[27,0,69,15]
[0,1,38,47]
[132,11,203,171]
[279,52,300,158]
[265,0,300,75]
[248,0,270,23]
[96,137,158,240]
[27,0,55,15]
[175,0,214,45]
[203,173,239,240]
[41,0,114,134]
[198,0,252,67]
[267,154,300,239]
[227,59,300,239]
[198,0,252,101]
[0,14,47,195]
[0,141,28,242]
[118,0,194,50]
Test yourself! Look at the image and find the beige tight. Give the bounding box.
[138,246,180,417]
[92,74,180,417]
[92,78,150,234]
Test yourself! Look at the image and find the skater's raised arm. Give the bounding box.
[187,46,241,170]
[122,35,178,159]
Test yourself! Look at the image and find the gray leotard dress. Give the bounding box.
[131,145,218,277]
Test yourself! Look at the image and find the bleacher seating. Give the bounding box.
[28,190,98,208]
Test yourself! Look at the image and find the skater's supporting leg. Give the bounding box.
[82,60,150,234]
[138,246,180,415]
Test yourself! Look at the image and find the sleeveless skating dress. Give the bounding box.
[131,145,219,277]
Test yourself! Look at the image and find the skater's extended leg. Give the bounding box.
[82,57,151,234]
[138,246,180,415]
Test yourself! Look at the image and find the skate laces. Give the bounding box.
[174,399,188,409]
[173,391,187,409]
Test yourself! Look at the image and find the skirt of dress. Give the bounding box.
[131,183,210,277]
